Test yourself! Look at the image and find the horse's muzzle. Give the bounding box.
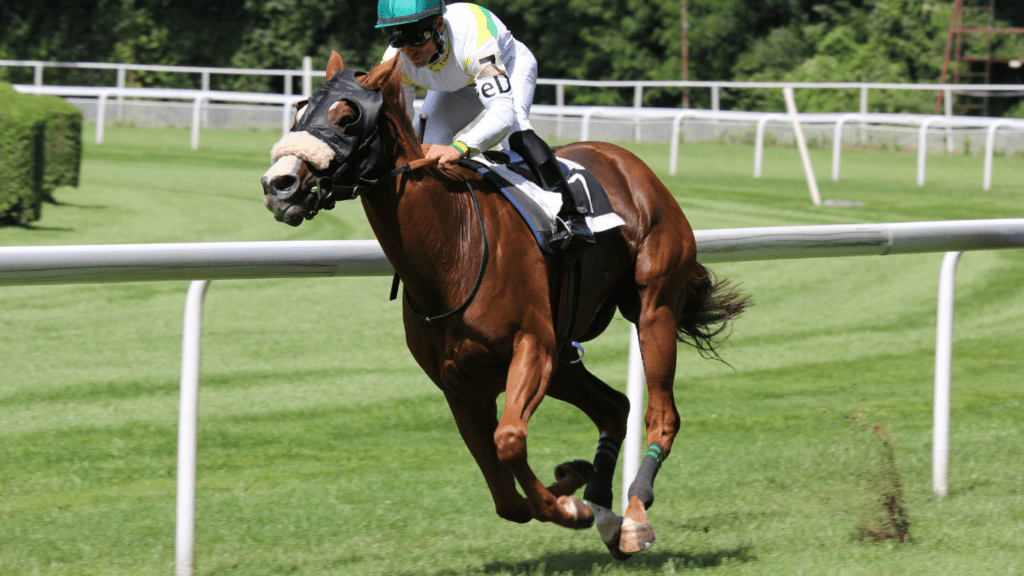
[262,174,313,227]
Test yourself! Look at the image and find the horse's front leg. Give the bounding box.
[442,391,533,523]
[496,333,594,529]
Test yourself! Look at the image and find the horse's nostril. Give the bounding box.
[270,174,299,197]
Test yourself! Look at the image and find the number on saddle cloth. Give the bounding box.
[462,153,624,254]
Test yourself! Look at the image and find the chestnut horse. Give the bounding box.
[261,52,748,559]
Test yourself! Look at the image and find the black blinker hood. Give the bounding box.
[292,69,390,199]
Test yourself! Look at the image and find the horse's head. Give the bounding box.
[262,52,401,226]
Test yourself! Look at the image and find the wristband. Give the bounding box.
[451,141,470,158]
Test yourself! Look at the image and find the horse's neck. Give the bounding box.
[361,164,482,315]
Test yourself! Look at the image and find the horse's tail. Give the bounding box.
[677,262,751,361]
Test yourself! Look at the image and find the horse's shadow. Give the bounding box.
[418,544,758,575]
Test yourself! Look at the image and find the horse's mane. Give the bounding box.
[361,56,424,162]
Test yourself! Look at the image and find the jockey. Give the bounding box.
[377,0,594,247]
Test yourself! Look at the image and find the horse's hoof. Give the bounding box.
[619,495,656,554]
[591,503,633,561]
[557,495,595,530]
[554,460,595,484]
[548,460,595,497]
[605,529,635,560]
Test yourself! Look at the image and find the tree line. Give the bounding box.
[2,0,1022,115]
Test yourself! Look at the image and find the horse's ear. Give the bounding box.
[326,50,345,80]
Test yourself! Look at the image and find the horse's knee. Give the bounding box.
[494,425,527,465]
[495,499,532,524]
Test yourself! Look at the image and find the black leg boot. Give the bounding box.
[508,130,595,248]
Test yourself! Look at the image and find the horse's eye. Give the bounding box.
[293,101,310,126]
[332,100,362,132]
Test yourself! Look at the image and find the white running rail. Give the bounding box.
[2,219,1023,573]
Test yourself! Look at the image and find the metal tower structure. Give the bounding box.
[936,0,1024,115]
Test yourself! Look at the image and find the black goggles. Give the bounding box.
[386,25,435,49]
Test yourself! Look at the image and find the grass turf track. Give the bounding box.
[1,125,1022,575]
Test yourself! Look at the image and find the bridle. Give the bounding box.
[289,69,407,215]
[291,68,489,321]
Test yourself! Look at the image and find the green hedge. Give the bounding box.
[0,82,82,225]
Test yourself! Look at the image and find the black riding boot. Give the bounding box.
[507,130,595,248]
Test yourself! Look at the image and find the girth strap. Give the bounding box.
[555,247,584,356]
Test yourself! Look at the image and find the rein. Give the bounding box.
[394,164,490,323]
[298,77,489,322]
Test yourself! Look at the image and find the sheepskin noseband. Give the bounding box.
[271,130,335,171]
[270,69,389,192]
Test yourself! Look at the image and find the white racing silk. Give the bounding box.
[383,3,537,154]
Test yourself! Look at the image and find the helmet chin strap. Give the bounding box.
[427,19,446,64]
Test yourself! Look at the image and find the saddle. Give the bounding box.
[463,151,626,359]
[390,150,625,359]
[463,150,625,254]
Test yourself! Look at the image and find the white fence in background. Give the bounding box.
[2,219,1022,575]
[11,83,1024,193]
[4,57,1024,116]
[539,106,1024,190]
[0,58,315,98]
[11,85,306,150]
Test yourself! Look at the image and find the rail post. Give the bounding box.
[669,111,701,175]
[633,85,644,143]
[555,83,565,141]
[859,85,869,144]
[753,114,787,179]
[176,280,210,576]
[190,96,208,151]
[918,117,945,187]
[944,88,954,154]
[116,66,126,121]
[623,323,645,516]
[95,90,112,145]
[983,120,1014,191]
[711,85,721,139]
[302,56,313,97]
[832,113,861,181]
[933,252,960,498]
[782,87,821,206]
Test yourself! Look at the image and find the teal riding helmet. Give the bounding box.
[376,0,446,28]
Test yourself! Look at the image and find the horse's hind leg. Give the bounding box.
[547,362,629,504]
[547,361,633,559]
[619,239,694,553]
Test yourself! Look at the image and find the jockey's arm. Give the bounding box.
[455,50,515,158]
[424,76,514,167]
[423,52,516,167]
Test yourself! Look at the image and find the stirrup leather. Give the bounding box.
[551,213,596,249]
